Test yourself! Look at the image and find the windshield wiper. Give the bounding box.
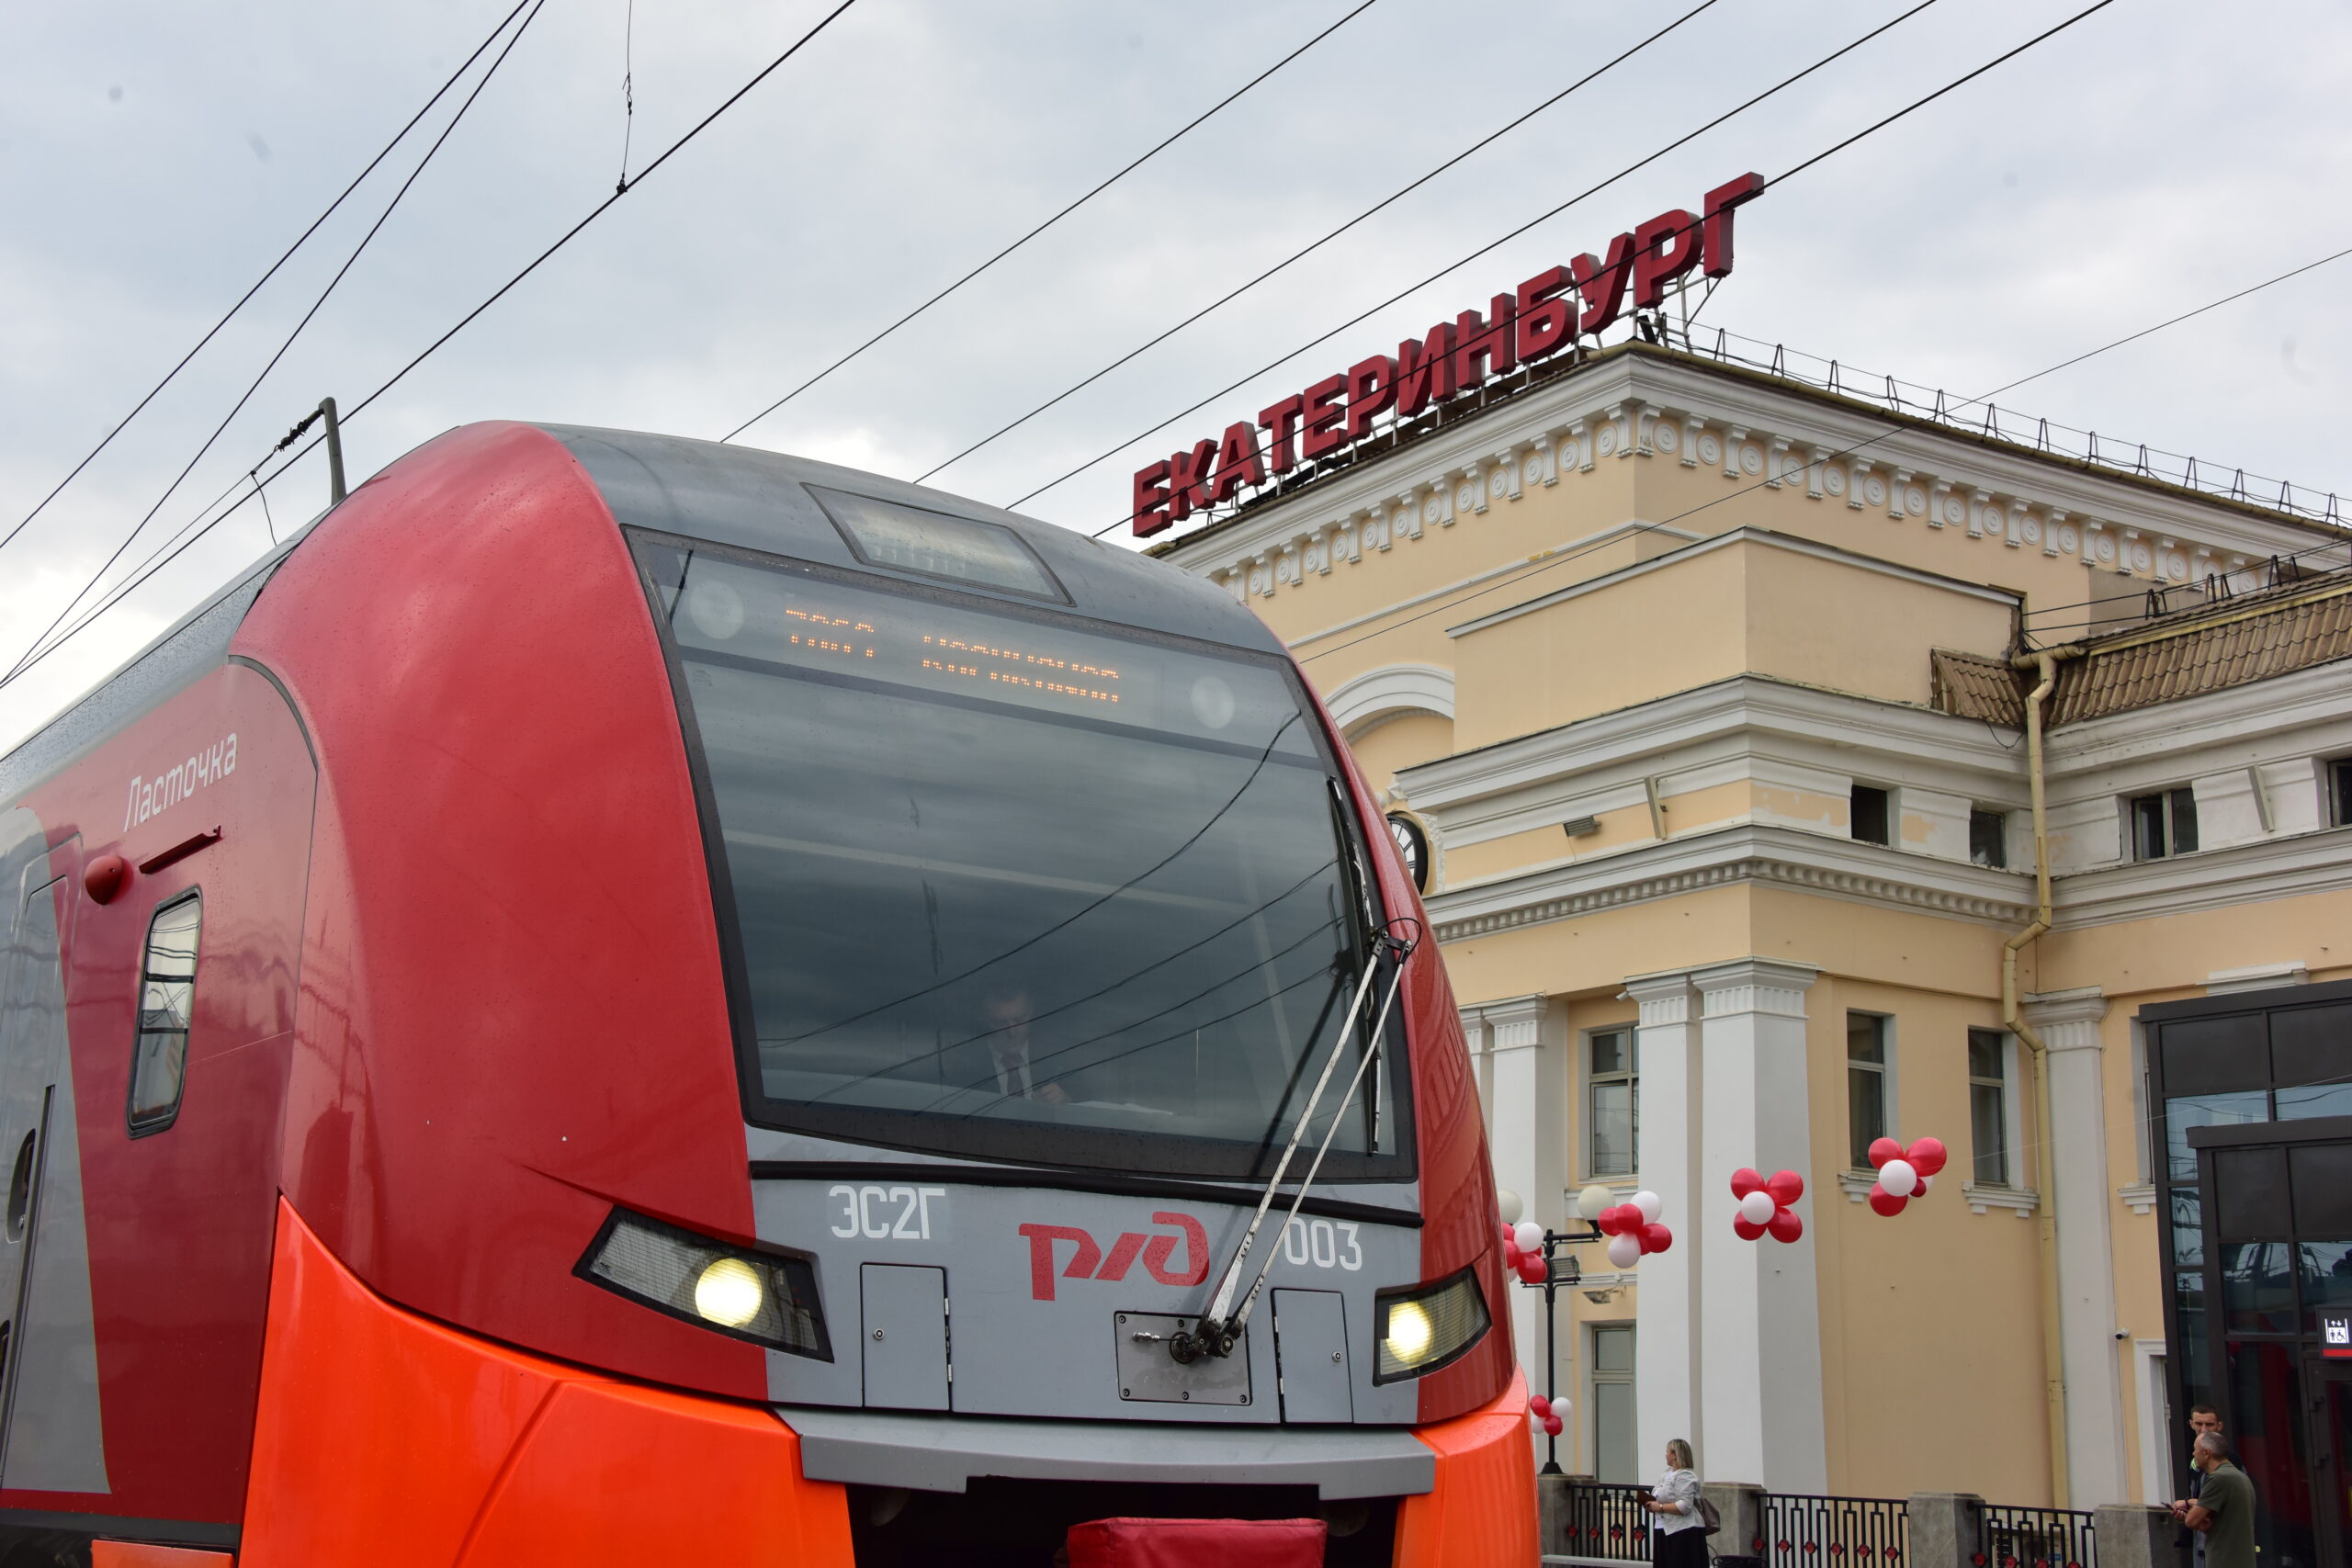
[1168,921,1419,1363]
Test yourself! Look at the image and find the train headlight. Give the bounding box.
[695,1257,766,1327]
[1374,1267,1490,1383]
[576,1209,831,1359]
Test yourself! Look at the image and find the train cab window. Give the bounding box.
[128,893,201,1135]
[636,537,1408,1180]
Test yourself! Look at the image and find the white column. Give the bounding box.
[2024,987,2130,1507]
[1481,995,1564,1401]
[1625,970,1701,1468]
[1691,959,1826,1491]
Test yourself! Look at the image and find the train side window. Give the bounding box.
[128,893,202,1136]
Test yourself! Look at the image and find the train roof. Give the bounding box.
[1,423,1281,807]
[543,425,1275,651]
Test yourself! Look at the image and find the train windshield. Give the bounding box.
[636,537,1409,1179]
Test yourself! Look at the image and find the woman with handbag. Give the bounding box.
[1642,1438,1714,1568]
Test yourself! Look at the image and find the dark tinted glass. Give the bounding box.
[2221,1242,2295,1331]
[2300,1241,2352,1335]
[2159,1014,2267,1098]
[2215,1146,2290,1238]
[2292,1144,2352,1234]
[2273,1004,2352,1119]
[643,543,1401,1177]
[2170,1187,2203,1267]
[2132,794,2167,860]
[2165,1091,2267,1181]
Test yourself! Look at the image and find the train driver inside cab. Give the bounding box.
[983,987,1069,1107]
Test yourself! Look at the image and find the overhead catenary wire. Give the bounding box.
[1021,0,1982,525]
[718,0,1385,445]
[1,0,869,694]
[1286,231,2346,671]
[5,0,552,687]
[0,0,537,561]
[845,0,1735,481]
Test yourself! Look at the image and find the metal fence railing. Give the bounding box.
[1759,1492,1911,1568]
[1543,1488,2092,1568]
[1980,1506,2097,1568]
[1555,1483,1658,1562]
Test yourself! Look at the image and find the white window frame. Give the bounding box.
[1582,1025,1638,1182]
[1585,1320,1638,1484]
[2134,1340,2171,1505]
[2123,785,2199,861]
[1844,1010,1898,1172]
[1966,1027,2024,1189]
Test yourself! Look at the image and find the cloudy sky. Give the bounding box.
[5,0,2348,750]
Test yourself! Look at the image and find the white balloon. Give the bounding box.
[1606,1233,1643,1269]
[1513,1221,1545,1256]
[1737,1190,1777,1225]
[1576,1184,1614,1221]
[1879,1158,1918,1198]
[1496,1188,1523,1226]
[1632,1190,1663,1224]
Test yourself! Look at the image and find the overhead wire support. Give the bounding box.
[718,0,1385,445]
[4,0,549,688]
[907,0,1732,486]
[0,0,870,695]
[0,0,536,560]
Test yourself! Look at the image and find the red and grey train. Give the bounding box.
[0,423,1534,1565]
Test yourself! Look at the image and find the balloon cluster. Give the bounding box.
[1729,1168,1804,1242]
[1593,1190,1671,1269]
[1865,1135,1947,1215]
[1528,1393,1566,1438]
[1499,1219,1550,1284]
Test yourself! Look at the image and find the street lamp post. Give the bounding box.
[1518,1222,1602,1476]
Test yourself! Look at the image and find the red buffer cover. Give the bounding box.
[1066,1517,1327,1568]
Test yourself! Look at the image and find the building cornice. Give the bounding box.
[1424,820,2034,942]
[1397,674,2023,829]
[1156,343,2335,615]
[2048,823,2352,929]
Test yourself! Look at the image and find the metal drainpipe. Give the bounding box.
[2003,645,2078,1507]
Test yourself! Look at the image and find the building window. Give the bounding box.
[2332,758,2352,827]
[1847,1012,1890,1169]
[1587,1029,1638,1178]
[1968,1028,2010,1186]
[1589,1324,1637,1483]
[2130,787,2199,861]
[129,892,202,1136]
[1970,808,2008,868]
[1850,784,1892,847]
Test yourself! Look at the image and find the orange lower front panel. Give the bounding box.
[1393,1368,1540,1568]
[243,1199,1535,1565]
[241,1200,854,1567]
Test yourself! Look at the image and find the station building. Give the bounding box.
[1150,333,2352,1541]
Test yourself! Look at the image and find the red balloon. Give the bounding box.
[1517,1254,1548,1284]
[1730,1167,1766,1199]
[1503,1241,1522,1269]
[1767,1208,1804,1243]
[1907,1136,1949,1178]
[1867,1136,1904,1169]
[1766,1169,1804,1206]
[1543,1413,1565,1437]
[1598,1206,1628,1235]
[1867,1185,1908,1217]
[1529,1393,1553,1418]
[1732,1215,1768,1241]
[1641,1223,1673,1255]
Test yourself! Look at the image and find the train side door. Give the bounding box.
[0,817,107,1493]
